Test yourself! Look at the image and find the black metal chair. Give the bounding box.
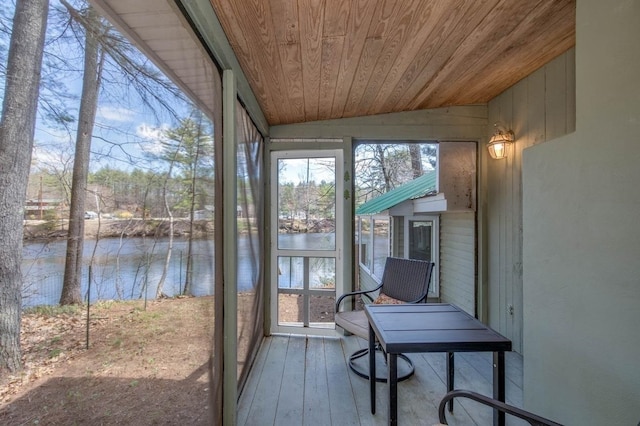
[335,257,434,382]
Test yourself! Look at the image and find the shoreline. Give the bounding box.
[23,218,214,242]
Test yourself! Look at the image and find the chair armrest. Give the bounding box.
[335,283,383,312]
[438,390,563,426]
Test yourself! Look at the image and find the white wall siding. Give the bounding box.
[486,48,575,353]
[358,265,380,295]
[440,212,475,315]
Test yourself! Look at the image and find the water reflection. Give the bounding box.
[22,237,220,307]
[277,256,336,289]
[277,231,335,251]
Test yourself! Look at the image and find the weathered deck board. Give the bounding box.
[303,336,332,424]
[238,335,524,425]
[324,337,360,425]
[242,336,288,425]
[274,336,306,424]
[237,337,271,425]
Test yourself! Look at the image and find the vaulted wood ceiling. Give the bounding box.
[209,0,575,126]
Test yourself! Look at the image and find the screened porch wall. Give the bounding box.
[235,100,265,390]
[486,47,576,354]
[271,105,490,317]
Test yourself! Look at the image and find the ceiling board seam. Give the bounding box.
[330,0,378,118]
[355,0,423,115]
[367,0,449,116]
[433,0,573,108]
[406,0,541,110]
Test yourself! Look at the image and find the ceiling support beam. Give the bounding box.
[221,69,238,426]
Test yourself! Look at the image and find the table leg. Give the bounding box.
[493,351,506,426]
[369,323,376,414]
[447,352,455,412]
[388,352,398,426]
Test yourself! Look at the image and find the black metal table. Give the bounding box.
[365,303,512,426]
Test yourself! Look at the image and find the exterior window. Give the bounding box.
[359,217,370,269]
[405,216,439,296]
[371,218,389,279]
[408,220,432,261]
[357,216,389,281]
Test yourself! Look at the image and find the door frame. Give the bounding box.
[269,149,344,336]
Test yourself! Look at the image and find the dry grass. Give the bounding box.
[0,297,214,425]
[0,292,337,425]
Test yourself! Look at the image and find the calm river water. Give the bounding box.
[21,237,220,307]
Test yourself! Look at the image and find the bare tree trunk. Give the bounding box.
[409,144,423,179]
[0,0,49,375]
[60,6,103,305]
[375,145,392,192]
[155,158,177,299]
[184,146,200,296]
[155,190,174,299]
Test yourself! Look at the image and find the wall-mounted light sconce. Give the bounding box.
[487,124,515,159]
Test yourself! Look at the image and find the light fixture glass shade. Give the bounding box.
[487,129,514,159]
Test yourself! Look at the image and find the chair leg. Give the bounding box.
[348,347,414,383]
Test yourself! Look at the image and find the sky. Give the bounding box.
[0,1,196,174]
[277,157,336,185]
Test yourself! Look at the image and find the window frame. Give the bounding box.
[357,214,390,283]
[403,215,439,297]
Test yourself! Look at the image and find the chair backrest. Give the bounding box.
[379,257,434,303]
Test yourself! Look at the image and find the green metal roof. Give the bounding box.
[355,171,437,215]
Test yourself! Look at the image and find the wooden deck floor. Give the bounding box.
[238,335,525,426]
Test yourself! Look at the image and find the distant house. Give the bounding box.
[193,205,215,220]
[24,199,63,220]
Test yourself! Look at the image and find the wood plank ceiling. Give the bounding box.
[209,0,575,126]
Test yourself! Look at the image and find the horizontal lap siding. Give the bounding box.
[358,265,380,295]
[440,212,475,315]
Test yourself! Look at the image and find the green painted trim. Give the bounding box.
[477,135,489,323]
[268,141,346,151]
[342,137,354,296]
[222,70,238,426]
[270,106,488,140]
